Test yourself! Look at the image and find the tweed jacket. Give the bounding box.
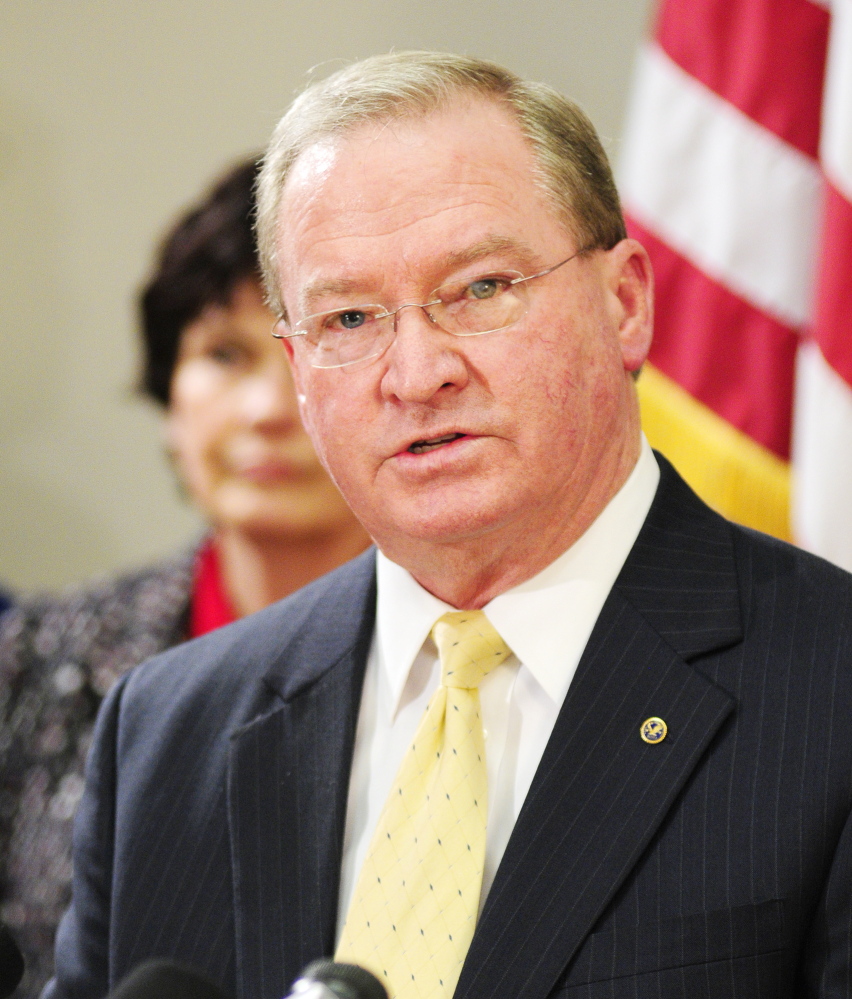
[0,546,197,999]
[46,459,852,999]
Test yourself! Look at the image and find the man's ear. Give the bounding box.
[604,238,654,374]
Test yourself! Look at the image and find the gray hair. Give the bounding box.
[256,50,626,317]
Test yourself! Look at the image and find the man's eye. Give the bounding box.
[328,310,370,331]
[465,277,505,301]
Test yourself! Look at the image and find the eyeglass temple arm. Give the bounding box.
[271,320,305,341]
[508,245,594,288]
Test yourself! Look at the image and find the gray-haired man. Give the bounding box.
[49,52,852,999]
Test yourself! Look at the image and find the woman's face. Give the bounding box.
[166,277,360,540]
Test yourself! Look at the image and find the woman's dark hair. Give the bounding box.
[139,156,261,406]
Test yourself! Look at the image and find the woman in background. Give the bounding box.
[0,159,370,998]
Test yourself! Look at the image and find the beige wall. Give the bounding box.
[0,0,652,594]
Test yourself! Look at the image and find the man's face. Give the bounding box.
[275,98,651,574]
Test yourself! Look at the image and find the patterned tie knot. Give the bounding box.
[432,610,512,689]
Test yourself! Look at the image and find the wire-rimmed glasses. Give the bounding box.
[272,246,593,369]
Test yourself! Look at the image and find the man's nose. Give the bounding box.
[380,305,469,404]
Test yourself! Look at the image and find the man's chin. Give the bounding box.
[369,500,510,555]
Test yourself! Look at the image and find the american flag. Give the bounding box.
[619,0,852,571]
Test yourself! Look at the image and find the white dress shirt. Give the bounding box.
[335,439,660,941]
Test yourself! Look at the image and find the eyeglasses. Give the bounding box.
[272,246,592,369]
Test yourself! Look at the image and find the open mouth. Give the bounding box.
[407,433,466,455]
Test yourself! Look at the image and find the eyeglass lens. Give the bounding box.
[286,248,590,369]
[297,273,530,369]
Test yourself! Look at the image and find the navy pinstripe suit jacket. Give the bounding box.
[47,457,852,999]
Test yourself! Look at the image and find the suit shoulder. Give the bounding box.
[121,546,378,714]
[730,521,852,600]
[724,524,852,685]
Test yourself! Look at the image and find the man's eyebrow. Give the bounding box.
[298,235,539,313]
[439,236,538,273]
[300,277,366,310]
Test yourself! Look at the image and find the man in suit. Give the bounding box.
[49,52,852,999]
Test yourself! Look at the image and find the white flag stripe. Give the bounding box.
[619,43,823,328]
[821,0,852,196]
[792,342,852,572]
[792,0,852,570]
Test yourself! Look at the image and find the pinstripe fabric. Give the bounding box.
[48,456,852,999]
[460,465,852,999]
[228,631,373,999]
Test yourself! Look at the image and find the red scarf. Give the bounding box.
[188,540,238,638]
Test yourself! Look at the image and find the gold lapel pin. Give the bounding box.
[640,717,668,744]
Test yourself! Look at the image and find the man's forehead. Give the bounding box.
[283,96,529,202]
[274,97,568,313]
[286,137,341,192]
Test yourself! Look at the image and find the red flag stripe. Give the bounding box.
[629,216,797,459]
[812,182,852,390]
[656,0,830,159]
[619,43,822,330]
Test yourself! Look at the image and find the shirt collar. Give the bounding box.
[376,437,660,715]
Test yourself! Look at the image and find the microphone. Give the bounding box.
[107,960,229,999]
[106,957,385,999]
[0,923,24,999]
[287,961,387,999]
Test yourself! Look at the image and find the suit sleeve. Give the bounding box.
[43,674,131,999]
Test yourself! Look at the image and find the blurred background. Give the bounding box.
[0,0,654,593]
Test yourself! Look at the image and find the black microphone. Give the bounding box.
[107,959,229,999]
[0,923,24,999]
[286,961,387,999]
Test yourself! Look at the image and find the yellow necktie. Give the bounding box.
[336,610,512,999]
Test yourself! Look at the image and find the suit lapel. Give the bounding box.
[457,457,743,999]
[227,552,377,999]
